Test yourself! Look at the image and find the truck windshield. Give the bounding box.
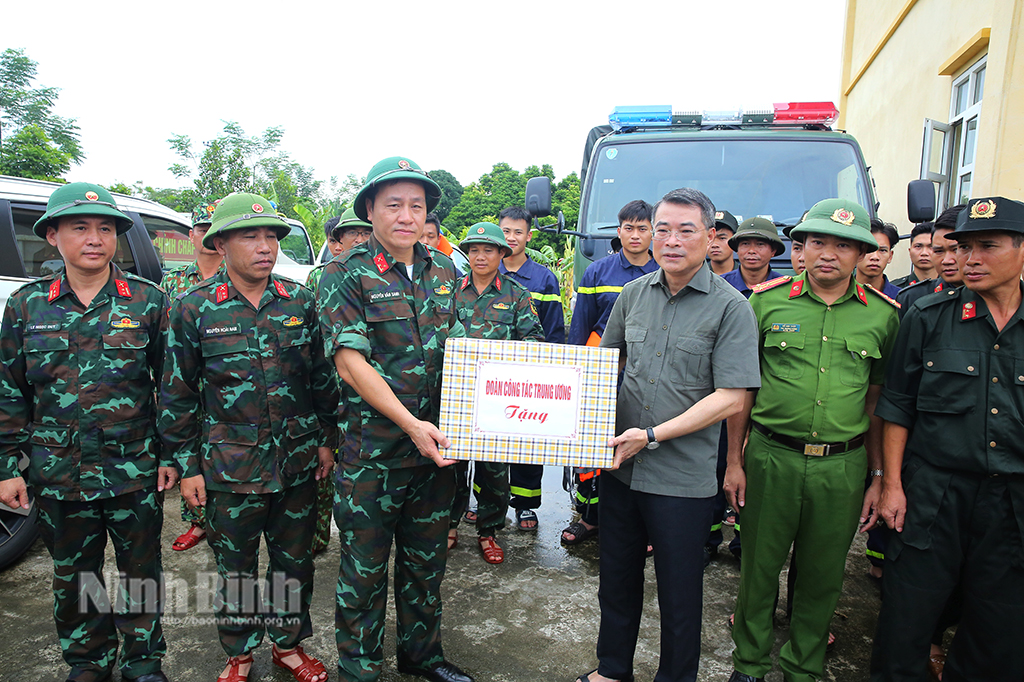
[583,137,871,231]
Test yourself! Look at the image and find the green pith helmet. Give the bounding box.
[353,156,442,222]
[790,198,878,252]
[33,182,134,238]
[948,196,1024,238]
[459,222,512,258]
[202,192,290,249]
[332,207,373,240]
[191,199,220,227]
[729,217,785,256]
[714,209,739,235]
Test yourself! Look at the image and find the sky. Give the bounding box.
[5,0,848,192]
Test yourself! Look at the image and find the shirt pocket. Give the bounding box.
[283,411,320,475]
[916,350,980,414]
[24,332,70,385]
[102,416,156,475]
[205,421,261,484]
[365,300,416,354]
[670,335,714,387]
[358,394,420,462]
[277,325,312,372]
[479,308,515,339]
[201,334,253,389]
[624,327,647,377]
[840,336,882,388]
[763,333,805,380]
[101,330,150,382]
[28,423,72,488]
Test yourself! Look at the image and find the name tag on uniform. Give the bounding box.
[203,324,242,337]
[770,323,800,333]
[367,290,402,304]
[26,322,62,332]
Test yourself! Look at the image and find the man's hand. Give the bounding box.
[409,420,457,468]
[607,428,647,470]
[180,474,207,509]
[859,476,883,532]
[878,483,907,533]
[315,446,335,481]
[0,477,29,510]
[157,467,178,492]
[723,463,746,510]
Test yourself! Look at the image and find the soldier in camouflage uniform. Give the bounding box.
[0,183,173,682]
[306,208,372,554]
[160,199,223,552]
[449,222,544,564]
[159,193,338,682]
[317,157,473,682]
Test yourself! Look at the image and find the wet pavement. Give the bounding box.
[0,467,883,681]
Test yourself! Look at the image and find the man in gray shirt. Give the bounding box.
[576,189,761,682]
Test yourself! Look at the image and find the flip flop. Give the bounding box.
[516,508,538,531]
[561,521,598,545]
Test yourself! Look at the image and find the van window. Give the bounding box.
[143,216,195,274]
[11,206,137,278]
[280,223,313,265]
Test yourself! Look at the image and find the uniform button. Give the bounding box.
[967,366,974,371]
[927,361,934,367]
[637,457,643,463]
[812,431,818,437]
[650,379,655,384]
[781,341,787,347]
[993,377,999,383]
[822,336,828,341]
[644,406,650,410]
[663,325,668,330]
[1019,375,1024,382]
[670,301,675,305]
[816,400,822,405]
[820,367,825,373]
[990,441,997,447]
[827,306,832,311]
[657,352,662,356]
[861,350,867,356]
[991,408,998,414]
[994,344,1000,350]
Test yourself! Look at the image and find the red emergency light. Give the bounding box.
[772,102,838,125]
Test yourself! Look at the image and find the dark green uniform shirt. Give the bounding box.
[454,272,545,343]
[0,266,169,501]
[159,270,339,494]
[749,273,900,442]
[317,236,466,469]
[877,284,1024,475]
[160,259,224,299]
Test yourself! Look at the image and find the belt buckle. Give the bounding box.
[804,443,826,457]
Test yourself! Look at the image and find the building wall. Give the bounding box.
[839,0,1023,273]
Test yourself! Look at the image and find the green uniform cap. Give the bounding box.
[191,199,220,227]
[949,196,1024,238]
[202,192,290,249]
[33,182,134,238]
[353,156,442,222]
[789,198,878,251]
[332,207,373,240]
[459,222,512,258]
[729,217,785,255]
[714,209,739,235]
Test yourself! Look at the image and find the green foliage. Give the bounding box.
[0,48,82,180]
[105,181,135,196]
[428,169,463,222]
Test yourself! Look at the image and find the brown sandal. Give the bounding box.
[272,645,326,682]
[928,649,946,681]
[217,653,253,682]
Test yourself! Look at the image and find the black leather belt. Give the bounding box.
[752,422,865,457]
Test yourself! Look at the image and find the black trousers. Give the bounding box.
[597,473,714,682]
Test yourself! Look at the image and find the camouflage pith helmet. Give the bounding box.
[353,156,442,221]
[789,198,878,252]
[33,182,134,238]
[729,217,785,256]
[332,207,373,240]
[202,192,290,249]
[192,199,220,227]
[459,222,512,258]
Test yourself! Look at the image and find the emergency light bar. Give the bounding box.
[609,102,838,129]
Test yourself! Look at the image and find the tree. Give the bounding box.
[428,169,463,223]
[0,48,83,180]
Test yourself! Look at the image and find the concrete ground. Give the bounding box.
[0,468,884,681]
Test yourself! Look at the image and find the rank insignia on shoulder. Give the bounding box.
[283,316,303,327]
[494,274,502,289]
[435,284,452,296]
[111,317,141,329]
[530,300,538,317]
[374,252,389,274]
[492,302,510,310]
[215,284,229,303]
[961,301,977,320]
[115,279,132,298]
[936,282,945,293]
[856,283,868,304]
[47,279,62,302]
[864,284,900,308]
[770,323,800,332]
[273,280,290,299]
[752,275,791,294]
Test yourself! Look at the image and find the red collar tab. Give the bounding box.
[47,279,62,303]
[460,275,470,290]
[961,301,977,321]
[494,274,502,290]
[273,280,290,299]
[373,252,389,274]
[856,283,868,305]
[114,279,132,299]
[788,279,804,298]
[215,284,229,304]
[934,281,944,293]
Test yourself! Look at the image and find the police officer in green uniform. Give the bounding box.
[317,157,472,682]
[161,199,223,552]
[871,197,1024,682]
[449,222,544,563]
[0,183,173,682]
[724,198,900,682]
[160,193,338,682]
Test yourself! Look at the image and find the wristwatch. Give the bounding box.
[646,427,660,450]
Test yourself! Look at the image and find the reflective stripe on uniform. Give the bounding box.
[575,491,599,505]
[865,548,884,560]
[576,285,624,295]
[530,291,562,302]
[510,486,541,498]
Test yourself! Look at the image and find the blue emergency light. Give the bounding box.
[609,105,673,130]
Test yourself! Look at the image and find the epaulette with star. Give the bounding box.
[864,283,901,308]
[751,275,792,293]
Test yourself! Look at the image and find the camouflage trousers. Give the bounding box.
[450,460,509,535]
[179,496,205,526]
[35,488,167,682]
[205,479,316,657]
[312,473,333,553]
[334,462,456,682]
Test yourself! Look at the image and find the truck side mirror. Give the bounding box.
[907,180,936,223]
[525,177,552,218]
